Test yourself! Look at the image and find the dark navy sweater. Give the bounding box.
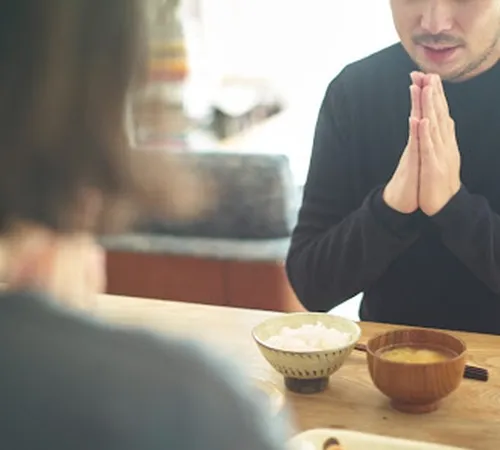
[287,43,500,335]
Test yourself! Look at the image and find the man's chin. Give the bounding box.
[413,57,465,81]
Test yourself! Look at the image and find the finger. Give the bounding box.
[421,85,443,147]
[421,85,438,124]
[418,118,435,163]
[434,75,450,117]
[431,77,444,126]
[423,73,433,87]
[407,117,420,171]
[430,75,447,125]
[410,85,422,119]
[429,77,449,146]
[408,117,419,150]
[410,71,425,88]
[397,118,416,170]
[433,75,454,139]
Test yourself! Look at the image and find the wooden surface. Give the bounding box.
[106,251,305,312]
[93,295,500,450]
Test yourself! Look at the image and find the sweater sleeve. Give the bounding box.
[431,185,500,294]
[286,74,419,312]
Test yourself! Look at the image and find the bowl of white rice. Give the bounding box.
[252,313,361,394]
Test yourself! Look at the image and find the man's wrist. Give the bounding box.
[382,185,418,215]
[371,186,418,237]
[430,185,470,229]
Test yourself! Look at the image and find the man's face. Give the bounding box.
[390,0,500,81]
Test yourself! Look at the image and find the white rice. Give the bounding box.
[265,322,351,352]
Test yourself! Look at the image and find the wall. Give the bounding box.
[194,1,399,106]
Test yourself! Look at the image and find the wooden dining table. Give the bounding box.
[93,295,500,450]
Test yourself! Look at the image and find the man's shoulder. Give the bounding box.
[331,43,413,93]
[347,43,407,71]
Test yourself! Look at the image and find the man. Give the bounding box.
[286,0,500,334]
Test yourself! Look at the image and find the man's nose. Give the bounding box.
[420,1,454,35]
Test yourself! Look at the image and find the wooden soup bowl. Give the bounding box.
[366,328,467,414]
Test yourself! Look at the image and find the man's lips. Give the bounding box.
[420,45,460,63]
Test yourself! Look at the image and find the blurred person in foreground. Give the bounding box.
[0,1,287,449]
[287,0,500,334]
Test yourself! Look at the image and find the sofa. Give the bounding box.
[101,151,306,312]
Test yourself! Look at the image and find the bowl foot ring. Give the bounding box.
[391,399,440,414]
[284,377,329,394]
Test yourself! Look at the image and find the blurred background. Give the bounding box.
[136,0,397,182]
[107,0,398,318]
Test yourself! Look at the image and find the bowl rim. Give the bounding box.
[251,312,362,355]
[366,327,467,367]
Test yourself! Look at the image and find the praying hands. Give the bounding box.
[383,72,462,216]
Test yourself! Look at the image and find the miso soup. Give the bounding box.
[378,344,457,364]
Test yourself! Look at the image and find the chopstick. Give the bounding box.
[354,343,489,382]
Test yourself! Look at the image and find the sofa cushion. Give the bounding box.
[139,151,299,239]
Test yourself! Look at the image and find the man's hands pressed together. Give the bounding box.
[418,74,462,216]
[382,81,421,214]
[384,72,462,216]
